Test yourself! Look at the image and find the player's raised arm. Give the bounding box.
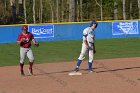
[17,35,25,45]
[17,38,22,45]
[32,39,39,47]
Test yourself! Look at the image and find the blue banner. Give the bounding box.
[28,24,54,38]
[112,21,139,35]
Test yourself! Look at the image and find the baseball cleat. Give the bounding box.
[88,69,94,73]
[74,67,79,72]
[20,70,25,76]
[28,68,33,75]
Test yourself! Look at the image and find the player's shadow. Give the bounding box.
[95,66,140,73]
[33,66,140,76]
[33,66,103,76]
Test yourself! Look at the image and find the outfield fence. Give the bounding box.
[0,20,140,43]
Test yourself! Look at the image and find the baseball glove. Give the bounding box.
[93,43,96,54]
[94,49,96,54]
[35,43,39,47]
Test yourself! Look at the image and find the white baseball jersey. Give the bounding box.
[83,27,94,43]
[78,27,95,63]
[76,20,98,70]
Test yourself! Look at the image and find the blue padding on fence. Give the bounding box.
[95,22,112,39]
[0,26,21,43]
[0,20,140,43]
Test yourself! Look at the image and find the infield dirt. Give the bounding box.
[0,57,140,93]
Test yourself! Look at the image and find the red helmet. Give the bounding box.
[22,25,28,30]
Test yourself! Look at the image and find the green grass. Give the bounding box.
[0,38,140,67]
[95,38,140,59]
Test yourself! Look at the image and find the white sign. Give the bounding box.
[112,21,139,35]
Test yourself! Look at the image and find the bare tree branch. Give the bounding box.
[94,0,103,20]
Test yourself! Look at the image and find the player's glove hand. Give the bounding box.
[21,39,29,43]
[88,47,93,50]
[94,49,96,54]
[35,43,39,47]
[23,40,28,43]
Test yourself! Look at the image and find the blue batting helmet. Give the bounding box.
[90,20,98,28]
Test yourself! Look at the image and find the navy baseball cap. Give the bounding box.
[90,20,98,27]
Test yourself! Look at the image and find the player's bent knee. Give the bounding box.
[89,58,93,63]
[88,61,93,63]
[20,58,24,64]
[78,56,85,60]
[20,61,24,64]
[79,53,85,59]
[29,59,34,63]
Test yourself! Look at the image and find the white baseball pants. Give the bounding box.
[20,47,34,64]
[78,43,94,63]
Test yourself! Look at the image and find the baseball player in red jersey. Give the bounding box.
[17,25,39,76]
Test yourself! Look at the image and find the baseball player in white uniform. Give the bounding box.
[74,20,98,72]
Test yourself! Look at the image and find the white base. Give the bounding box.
[68,72,82,76]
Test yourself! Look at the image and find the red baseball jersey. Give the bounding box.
[17,32,34,48]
